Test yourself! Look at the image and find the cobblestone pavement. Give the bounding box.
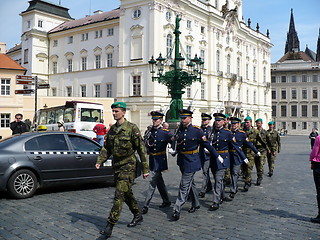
[1,135,320,240]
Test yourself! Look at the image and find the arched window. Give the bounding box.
[166,34,173,59]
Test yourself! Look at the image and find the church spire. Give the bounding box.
[285,8,300,54]
[317,28,320,62]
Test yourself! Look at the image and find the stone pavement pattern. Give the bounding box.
[1,135,320,240]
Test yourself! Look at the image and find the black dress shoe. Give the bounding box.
[142,206,148,214]
[243,183,249,192]
[171,211,180,221]
[209,203,219,211]
[159,202,171,208]
[268,171,273,177]
[229,193,236,199]
[188,206,200,213]
[198,192,205,198]
[311,215,320,224]
[99,222,114,238]
[127,215,143,227]
[223,196,233,202]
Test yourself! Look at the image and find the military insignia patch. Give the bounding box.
[202,136,207,141]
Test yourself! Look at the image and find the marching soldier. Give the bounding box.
[228,117,259,199]
[142,111,173,214]
[266,121,281,177]
[95,102,149,239]
[209,113,247,211]
[241,116,266,191]
[199,113,213,198]
[255,118,271,186]
[171,109,220,221]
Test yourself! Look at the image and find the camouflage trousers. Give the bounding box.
[107,170,140,225]
[255,149,268,178]
[267,151,277,173]
[241,153,255,184]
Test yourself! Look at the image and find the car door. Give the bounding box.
[67,134,113,179]
[25,133,77,181]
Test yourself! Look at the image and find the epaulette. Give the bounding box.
[192,125,201,129]
[162,128,170,132]
[239,130,245,133]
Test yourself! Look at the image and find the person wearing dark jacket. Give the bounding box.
[10,113,29,135]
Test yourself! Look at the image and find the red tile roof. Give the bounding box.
[49,8,120,34]
[0,54,26,71]
[278,51,314,62]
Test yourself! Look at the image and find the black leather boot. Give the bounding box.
[99,222,114,238]
[127,214,143,227]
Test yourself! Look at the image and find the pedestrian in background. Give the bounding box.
[309,135,320,224]
[309,128,318,149]
[141,111,173,214]
[95,102,149,239]
[57,120,65,131]
[10,113,29,135]
[267,121,281,177]
[93,119,107,146]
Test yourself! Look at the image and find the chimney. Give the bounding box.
[0,42,6,54]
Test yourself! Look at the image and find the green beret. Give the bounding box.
[111,102,126,109]
[268,121,275,125]
[255,118,263,123]
[244,116,252,121]
[225,114,229,118]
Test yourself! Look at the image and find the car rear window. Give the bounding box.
[68,135,101,151]
[25,134,69,151]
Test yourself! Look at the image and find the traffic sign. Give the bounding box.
[16,75,34,80]
[15,89,34,94]
[37,84,50,89]
[16,79,34,85]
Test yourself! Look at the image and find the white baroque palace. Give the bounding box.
[7,0,272,130]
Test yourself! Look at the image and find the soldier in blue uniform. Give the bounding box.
[228,117,259,200]
[171,109,220,221]
[209,113,246,211]
[142,111,173,214]
[199,113,213,198]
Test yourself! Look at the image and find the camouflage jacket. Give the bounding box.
[267,129,281,152]
[96,119,149,174]
[243,127,269,153]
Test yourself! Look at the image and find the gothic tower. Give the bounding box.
[317,28,320,61]
[284,9,300,54]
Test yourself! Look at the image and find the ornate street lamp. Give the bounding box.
[149,15,204,122]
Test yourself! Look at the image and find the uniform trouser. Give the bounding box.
[211,168,226,204]
[313,162,320,215]
[107,171,140,225]
[255,149,268,178]
[241,153,255,184]
[143,171,170,207]
[267,151,277,173]
[200,159,212,193]
[173,172,199,213]
[230,164,241,194]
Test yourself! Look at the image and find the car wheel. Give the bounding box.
[7,170,38,199]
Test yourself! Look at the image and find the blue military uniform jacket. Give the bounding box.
[199,125,212,163]
[176,124,218,173]
[211,127,246,170]
[230,129,258,166]
[146,127,173,172]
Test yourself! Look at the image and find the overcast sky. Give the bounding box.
[0,0,319,63]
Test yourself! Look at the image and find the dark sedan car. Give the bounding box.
[0,132,113,199]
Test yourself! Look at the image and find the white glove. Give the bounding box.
[204,148,210,154]
[257,152,261,156]
[168,148,176,155]
[218,155,224,164]
[243,158,249,164]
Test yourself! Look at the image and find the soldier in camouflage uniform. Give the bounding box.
[254,118,271,186]
[241,116,262,191]
[266,121,281,177]
[95,102,149,239]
